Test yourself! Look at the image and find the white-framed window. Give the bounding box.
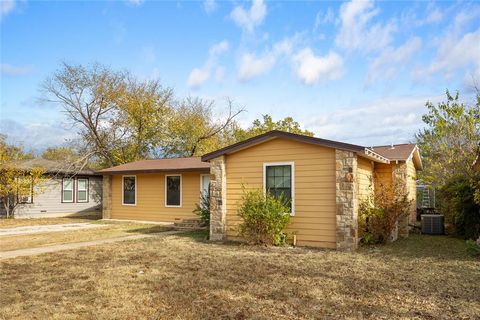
[165,174,182,207]
[122,175,136,206]
[200,174,210,197]
[17,176,33,204]
[62,178,74,203]
[263,162,295,215]
[76,178,89,203]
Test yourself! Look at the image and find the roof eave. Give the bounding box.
[97,167,211,175]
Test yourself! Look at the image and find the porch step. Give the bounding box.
[173,218,206,231]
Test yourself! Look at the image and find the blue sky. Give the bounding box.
[1,0,479,152]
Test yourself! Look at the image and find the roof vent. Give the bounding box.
[390,143,395,149]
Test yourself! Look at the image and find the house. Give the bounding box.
[98,157,211,222]
[1,159,103,218]
[100,130,422,250]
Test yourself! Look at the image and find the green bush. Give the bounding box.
[466,239,480,257]
[193,191,210,227]
[439,175,480,240]
[237,188,290,246]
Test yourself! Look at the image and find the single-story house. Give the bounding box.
[100,130,422,250]
[1,159,103,218]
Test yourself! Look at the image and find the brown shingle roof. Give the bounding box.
[3,158,98,175]
[370,144,417,160]
[98,157,210,174]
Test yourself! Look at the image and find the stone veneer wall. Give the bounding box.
[335,150,358,251]
[392,163,409,238]
[209,156,227,241]
[102,175,112,219]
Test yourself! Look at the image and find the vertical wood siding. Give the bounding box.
[225,138,337,248]
[14,176,103,217]
[110,172,202,222]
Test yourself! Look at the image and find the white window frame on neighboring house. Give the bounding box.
[263,162,295,216]
[165,174,182,208]
[76,177,89,203]
[62,177,74,203]
[122,175,137,206]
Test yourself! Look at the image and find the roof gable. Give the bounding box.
[371,144,423,170]
[201,130,389,163]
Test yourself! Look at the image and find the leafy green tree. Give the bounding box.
[234,114,314,141]
[0,136,47,218]
[416,90,480,238]
[415,90,480,186]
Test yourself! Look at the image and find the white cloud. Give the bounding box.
[367,37,422,83]
[203,0,216,14]
[0,118,76,152]
[187,40,229,88]
[425,7,443,24]
[1,63,33,76]
[303,95,441,146]
[415,28,480,80]
[0,0,15,18]
[238,53,276,81]
[237,38,294,81]
[230,0,267,33]
[335,0,396,53]
[314,7,334,30]
[127,0,144,6]
[292,48,344,85]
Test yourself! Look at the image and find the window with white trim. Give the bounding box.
[265,164,293,213]
[62,178,74,203]
[123,176,136,205]
[77,178,88,203]
[166,175,181,207]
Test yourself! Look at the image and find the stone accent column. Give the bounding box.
[335,150,358,251]
[102,175,112,219]
[209,156,227,241]
[392,163,409,238]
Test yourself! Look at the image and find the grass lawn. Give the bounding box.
[0,221,173,252]
[0,214,101,228]
[0,233,479,319]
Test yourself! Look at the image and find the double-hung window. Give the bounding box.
[165,175,182,207]
[264,163,294,215]
[62,178,74,203]
[77,178,88,203]
[123,176,136,205]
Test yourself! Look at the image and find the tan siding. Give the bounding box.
[110,172,202,222]
[357,157,374,201]
[225,138,336,248]
[374,163,392,190]
[406,159,417,222]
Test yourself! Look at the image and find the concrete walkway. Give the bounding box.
[0,230,182,260]
[0,223,107,236]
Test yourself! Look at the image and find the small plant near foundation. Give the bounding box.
[238,188,290,246]
[359,181,412,244]
[193,191,210,226]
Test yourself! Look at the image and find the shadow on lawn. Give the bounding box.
[125,225,176,234]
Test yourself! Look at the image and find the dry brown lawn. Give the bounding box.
[0,233,479,320]
[0,214,101,228]
[0,222,173,252]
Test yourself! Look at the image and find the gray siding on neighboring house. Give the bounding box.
[13,176,103,218]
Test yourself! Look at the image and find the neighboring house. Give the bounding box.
[98,158,211,222]
[1,159,102,218]
[100,130,422,250]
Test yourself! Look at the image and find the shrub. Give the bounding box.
[237,188,290,246]
[193,191,210,227]
[438,175,480,240]
[466,239,480,257]
[359,181,413,244]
